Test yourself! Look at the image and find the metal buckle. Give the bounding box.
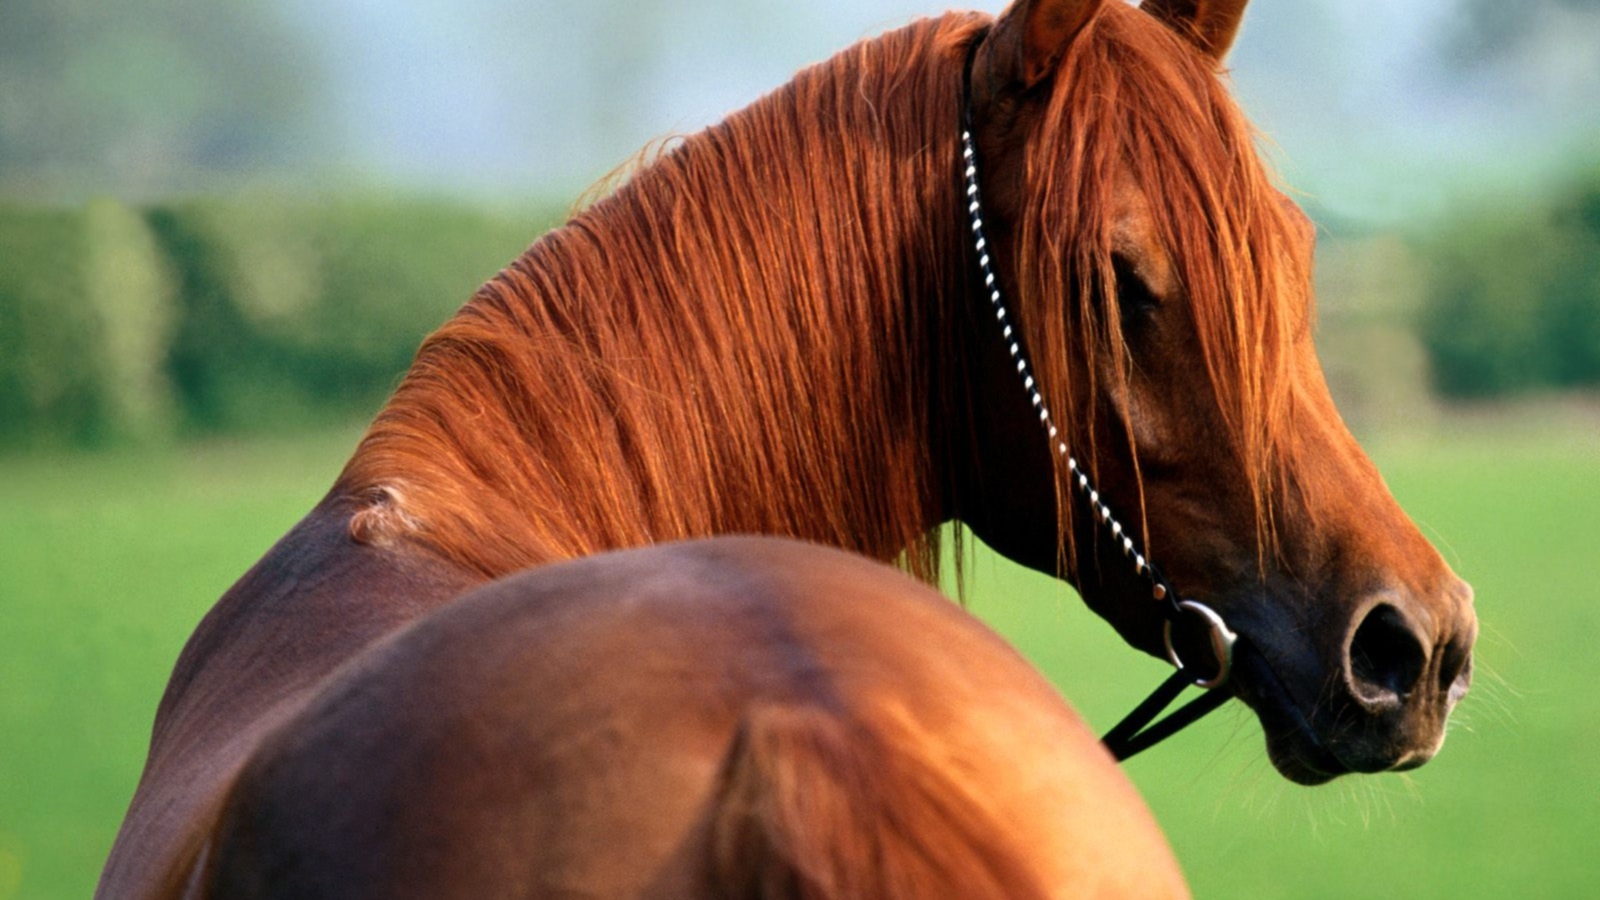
[1162,600,1238,689]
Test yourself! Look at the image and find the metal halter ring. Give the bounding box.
[1163,600,1239,690]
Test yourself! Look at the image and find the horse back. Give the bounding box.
[192,538,1188,899]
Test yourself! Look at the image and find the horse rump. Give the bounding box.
[184,539,1180,900]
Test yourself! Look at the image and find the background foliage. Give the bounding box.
[1418,167,1600,397]
[0,197,556,447]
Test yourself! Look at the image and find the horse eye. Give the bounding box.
[1112,257,1159,317]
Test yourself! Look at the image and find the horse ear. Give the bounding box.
[1140,0,1249,60]
[988,0,1107,90]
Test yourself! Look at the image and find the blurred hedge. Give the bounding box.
[0,200,176,447]
[1,195,558,447]
[1418,169,1600,398]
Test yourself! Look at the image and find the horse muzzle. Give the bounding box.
[1228,580,1478,786]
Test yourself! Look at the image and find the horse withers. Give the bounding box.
[101,0,1476,896]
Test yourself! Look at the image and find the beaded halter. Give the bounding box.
[960,50,1238,761]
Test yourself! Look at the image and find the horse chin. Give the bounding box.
[1261,734,1345,787]
[1228,640,1352,786]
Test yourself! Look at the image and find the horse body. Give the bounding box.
[101,0,1478,896]
[196,540,1188,900]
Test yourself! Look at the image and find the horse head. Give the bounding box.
[955,0,1476,784]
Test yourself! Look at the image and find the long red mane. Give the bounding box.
[338,3,1307,580]
[339,15,986,580]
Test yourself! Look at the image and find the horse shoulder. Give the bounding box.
[97,500,482,900]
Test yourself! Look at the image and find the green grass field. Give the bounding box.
[1,418,1595,899]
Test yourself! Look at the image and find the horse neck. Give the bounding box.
[338,18,979,582]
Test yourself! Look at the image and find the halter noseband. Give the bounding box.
[960,48,1237,762]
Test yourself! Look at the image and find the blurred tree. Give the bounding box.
[1419,168,1600,398]
[0,0,322,201]
[1444,0,1600,64]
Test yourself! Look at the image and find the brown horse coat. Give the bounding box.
[195,539,1189,900]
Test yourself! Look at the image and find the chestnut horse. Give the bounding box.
[99,0,1477,897]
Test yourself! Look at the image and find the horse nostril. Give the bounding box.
[1347,602,1428,707]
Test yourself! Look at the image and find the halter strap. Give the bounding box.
[1100,668,1236,760]
[959,42,1236,763]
